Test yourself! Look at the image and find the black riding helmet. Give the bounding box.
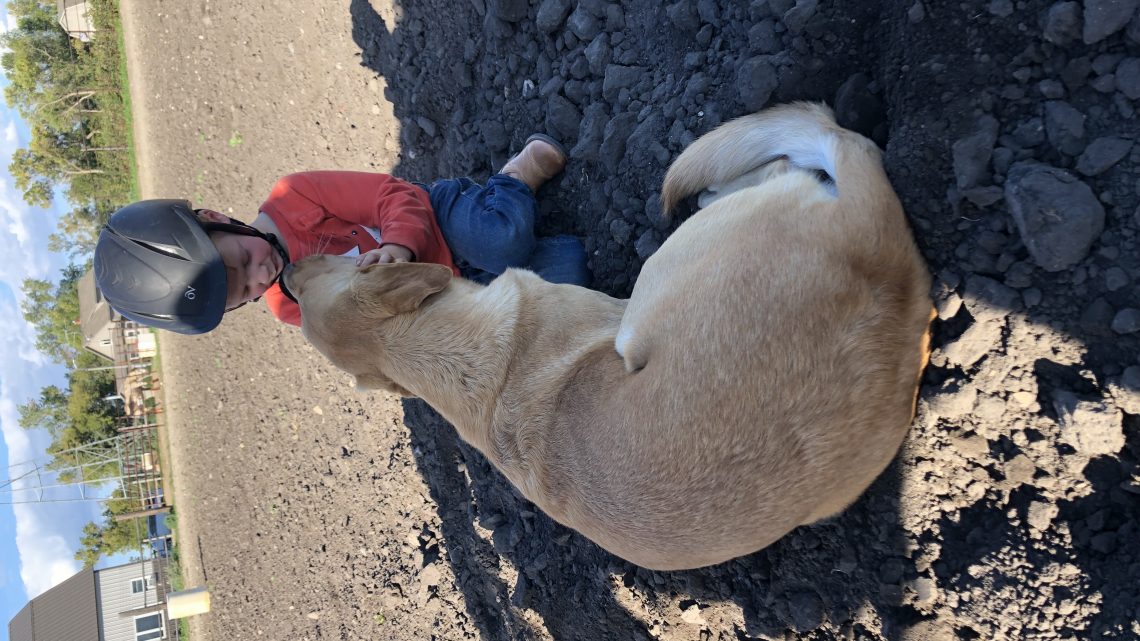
[94,199,294,334]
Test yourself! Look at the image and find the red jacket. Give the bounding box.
[259,171,458,326]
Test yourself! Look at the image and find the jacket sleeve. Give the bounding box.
[277,171,437,260]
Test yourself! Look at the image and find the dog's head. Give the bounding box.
[283,255,453,395]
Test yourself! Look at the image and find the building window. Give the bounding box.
[130,575,156,593]
[134,612,165,640]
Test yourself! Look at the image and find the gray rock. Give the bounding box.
[1023,287,1043,307]
[682,73,713,104]
[953,114,1000,191]
[488,0,529,22]
[666,1,700,31]
[1012,117,1046,148]
[1081,297,1117,334]
[1090,532,1117,553]
[749,19,782,54]
[1052,390,1125,457]
[988,0,1014,17]
[1112,308,1140,334]
[545,94,581,143]
[1106,366,1140,414]
[1004,454,1037,486]
[786,590,824,632]
[1004,162,1105,272]
[1028,500,1059,532]
[834,73,885,141]
[1083,0,1140,44]
[1038,78,1066,99]
[535,0,573,32]
[1043,101,1086,156]
[963,275,1021,320]
[926,379,978,420]
[570,103,608,162]
[583,35,611,77]
[634,230,661,260]
[598,111,638,172]
[567,6,601,40]
[1104,266,1130,291]
[783,0,819,34]
[908,1,926,23]
[1004,261,1035,289]
[609,218,633,245]
[1075,137,1132,175]
[697,0,719,25]
[940,316,1005,368]
[605,3,625,30]
[1115,58,1140,99]
[1043,1,1082,44]
[626,112,664,169]
[602,65,642,101]
[480,119,509,151]
[737,56,779,111]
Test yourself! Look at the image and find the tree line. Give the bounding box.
[5,0,150,565]
[2,0,134,257]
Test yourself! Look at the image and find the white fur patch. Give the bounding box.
[614,324,635,359]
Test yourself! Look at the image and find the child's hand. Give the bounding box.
[357,244,413,269]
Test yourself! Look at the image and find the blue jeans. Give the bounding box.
[422,174,590,286]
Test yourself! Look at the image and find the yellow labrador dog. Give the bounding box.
[284,103,932,570]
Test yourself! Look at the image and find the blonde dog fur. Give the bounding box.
[284,103,933,570]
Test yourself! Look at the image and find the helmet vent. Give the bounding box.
[130,238,193,261]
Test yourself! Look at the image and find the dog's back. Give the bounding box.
[535,103,933,569]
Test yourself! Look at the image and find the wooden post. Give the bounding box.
[114,506,169,522]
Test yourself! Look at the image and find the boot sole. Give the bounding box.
[524,133,568,164]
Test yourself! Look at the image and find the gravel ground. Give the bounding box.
[123,0,1139,639]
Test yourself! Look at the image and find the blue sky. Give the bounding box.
[0,7,117,638]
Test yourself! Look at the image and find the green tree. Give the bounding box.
[20,263,86,365]
[1,0,131,216]
[16,385,70,440]
[17,357,119,485]
[75,491,149,566]
[49,203,111,256]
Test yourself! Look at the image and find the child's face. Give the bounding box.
[211,229,284,310]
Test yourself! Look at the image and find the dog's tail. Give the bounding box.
[660,102,879,218]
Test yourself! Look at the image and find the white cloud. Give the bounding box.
[1,382,87,599]
[3,120,18,146]
[0,86,96,601]
[0,112,67,285]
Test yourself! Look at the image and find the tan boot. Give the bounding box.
[499,134,567,193]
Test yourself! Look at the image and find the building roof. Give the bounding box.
[7,566,99,641]
[77,268,115,361]
[56,0,95,42]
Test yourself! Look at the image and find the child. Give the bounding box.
[93,135,589,333]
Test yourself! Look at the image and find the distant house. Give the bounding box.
[77,269,158,411]
[57,0,95,42]
[8,560,175,641]
[78,268,116,362]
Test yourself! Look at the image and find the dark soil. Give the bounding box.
[134,0,1140,639]
[350,0,1140,638]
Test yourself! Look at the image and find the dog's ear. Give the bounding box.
[353,262,453,318]
[354,372,414,397]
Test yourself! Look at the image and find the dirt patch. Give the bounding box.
[122,0,1139,639]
